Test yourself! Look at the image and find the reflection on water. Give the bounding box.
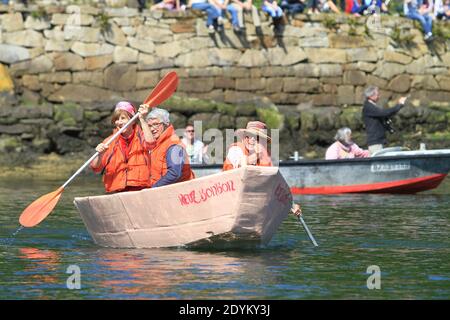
[0,176,449,299]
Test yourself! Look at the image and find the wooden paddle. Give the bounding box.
[19,72,179,228]
[292,202,318,247]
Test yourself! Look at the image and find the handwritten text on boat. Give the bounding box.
[178,180,236,206]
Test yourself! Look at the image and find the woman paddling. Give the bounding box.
[90,101,154,193]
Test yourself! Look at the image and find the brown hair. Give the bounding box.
[111,109,133,125]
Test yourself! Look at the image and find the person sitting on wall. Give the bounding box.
[262,0,286,30]
[150,0,185,11]
[143,107,195,188]
[90,102,153,193]
[188,0,222,33]
[229,0,262,31]
[434,0,450,19]
[223,121,273,170]
[325,127,370,160]
[210,0,240,32]
[181,123,209,164]
[362,86,408,156]
[404,0,434,41]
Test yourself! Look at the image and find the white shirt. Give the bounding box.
[182,138,205,164]
[226,146,245,169]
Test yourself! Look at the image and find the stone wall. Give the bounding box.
[0,3,449,161]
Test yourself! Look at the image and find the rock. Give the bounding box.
[283,78,320,93]
[113,46,139,63]
[104,63,137,91]
[0,44,30,64]
[238,50,269,67]
[10,55,53,75]
[343,70,366,85]
[155,41,184,59]
[84,55,113,70]
[304,48,347,64]
[103,22,128,46]
[45,40,72,52]
[318,64,343,77]
[388,74,411,93]
[48,84,121,103]
[73,71,104,87]
[337,85,355,105]
[411,75,440,90]
[299,36,329,47]
[63,26,102,42]
[374,62,406,80]
[347,48,378,62]
[436,75,450,91]
[135,25,173,43]
[3,30,45,47]
[366,75,388,89]
[383,51,413,65]
[53,52,85,71]
[71,42,114,57]
[136,71,160,89]
[235,78,266,91]
[175,50,211,68]
[22,75,40,90]
[24,16,51,30]
[39,72,72,83]
[208,48,241,66]
[170,19,196,33]
[1,13,24,32]
[329,35,368,48]
[138,53,174,70]
[128,37,155,54]
[178,77,215,93]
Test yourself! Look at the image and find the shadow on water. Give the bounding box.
[0,176,449,299]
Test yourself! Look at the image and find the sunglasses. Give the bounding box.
[186,130,195,133]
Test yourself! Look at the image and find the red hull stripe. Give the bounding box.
[291,174,448,194]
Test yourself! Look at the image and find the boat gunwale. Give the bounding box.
[190,152,450,169]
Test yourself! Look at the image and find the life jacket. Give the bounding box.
[90,125,151,193]
[223,142,273,171]
[149,125,195,187]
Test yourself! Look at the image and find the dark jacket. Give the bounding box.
[362,99,403,146]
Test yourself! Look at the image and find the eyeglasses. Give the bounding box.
[245,135,259,141]
[186,130,194,133]
[148,122,163,129]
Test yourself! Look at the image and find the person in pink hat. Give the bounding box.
[90,101,154,193]
[223,121,273,171]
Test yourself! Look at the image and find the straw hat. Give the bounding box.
[236,121,271,141]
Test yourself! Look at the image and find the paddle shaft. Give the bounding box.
[297,215,318,247]
[61,112,141,189]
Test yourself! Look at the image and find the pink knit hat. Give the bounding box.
[115,101,135,115]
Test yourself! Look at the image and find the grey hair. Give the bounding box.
[334,127,352,144]
[364,85,379,99]
[147,107,170,125]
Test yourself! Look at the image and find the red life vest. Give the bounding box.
[149,125,195,187]
[90,125,151,193]
[223,142,273,171]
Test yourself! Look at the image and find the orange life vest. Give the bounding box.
[223,142,273,171]
[91,125,151,193]
[149,125,195,187]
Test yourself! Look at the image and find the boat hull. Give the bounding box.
[74,166,292,249]
[192,151,450,194]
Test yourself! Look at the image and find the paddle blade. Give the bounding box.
[144,71,178,107]
[19,187,64,228]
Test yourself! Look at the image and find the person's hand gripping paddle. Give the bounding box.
[19,72,179,228]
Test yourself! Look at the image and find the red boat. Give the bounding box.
[192,148,450,194]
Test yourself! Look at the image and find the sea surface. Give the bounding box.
[0,175,449,299]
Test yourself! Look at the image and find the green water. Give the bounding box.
[0,176,449,299]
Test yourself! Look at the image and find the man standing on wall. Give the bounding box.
[362,85,408,155]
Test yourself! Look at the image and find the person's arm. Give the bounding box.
[351,144,370,158]
[138,104,154,146]
[152,145,185,188]
[364,100,404,118]
[90,141,109,172]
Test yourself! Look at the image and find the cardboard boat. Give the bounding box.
[73,166,292,249]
